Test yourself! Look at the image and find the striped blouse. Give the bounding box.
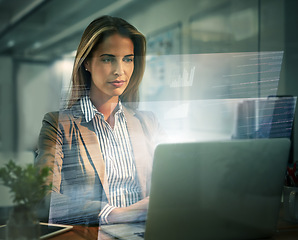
[80,96,141,224]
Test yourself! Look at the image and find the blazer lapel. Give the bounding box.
[72,105,110,202]
[124,107,152,198]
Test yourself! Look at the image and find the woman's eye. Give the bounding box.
[102,58,113,63]
[123,57,133,63]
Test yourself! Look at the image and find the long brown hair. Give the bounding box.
[68,15,146,109]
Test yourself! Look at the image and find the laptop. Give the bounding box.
[101,138,290,240]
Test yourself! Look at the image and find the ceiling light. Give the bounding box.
[7,40,15,47]
[33,42,41,49]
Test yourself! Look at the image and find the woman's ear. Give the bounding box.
[83,60,90,72]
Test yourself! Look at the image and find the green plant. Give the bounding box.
[0,160,52,209]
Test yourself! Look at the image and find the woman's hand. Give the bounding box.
[107,197,149,223]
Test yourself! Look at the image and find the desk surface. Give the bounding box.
[48,204,298,240]
[48,217,298,240]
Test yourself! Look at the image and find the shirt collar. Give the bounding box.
[80,95,124,123]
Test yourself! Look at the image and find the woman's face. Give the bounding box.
[85,33,134,103]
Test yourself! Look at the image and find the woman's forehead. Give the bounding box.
[94,33,134,56]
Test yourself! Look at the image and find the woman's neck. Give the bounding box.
[90,94,119,127]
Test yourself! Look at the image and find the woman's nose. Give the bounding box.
[114,61,124,76]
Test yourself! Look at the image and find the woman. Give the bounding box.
[36,15,162,225]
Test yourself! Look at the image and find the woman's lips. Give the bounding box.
[109,80,125,87]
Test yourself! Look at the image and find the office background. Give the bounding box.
[0,0,297,167]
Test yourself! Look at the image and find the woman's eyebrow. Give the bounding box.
[99,54,134,57]
[99,54,115,57]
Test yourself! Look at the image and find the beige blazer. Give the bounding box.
[36,102,161,224]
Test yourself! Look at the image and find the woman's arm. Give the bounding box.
[35,112,108,225]
[35,112,63,192]
[107,196,149,223]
